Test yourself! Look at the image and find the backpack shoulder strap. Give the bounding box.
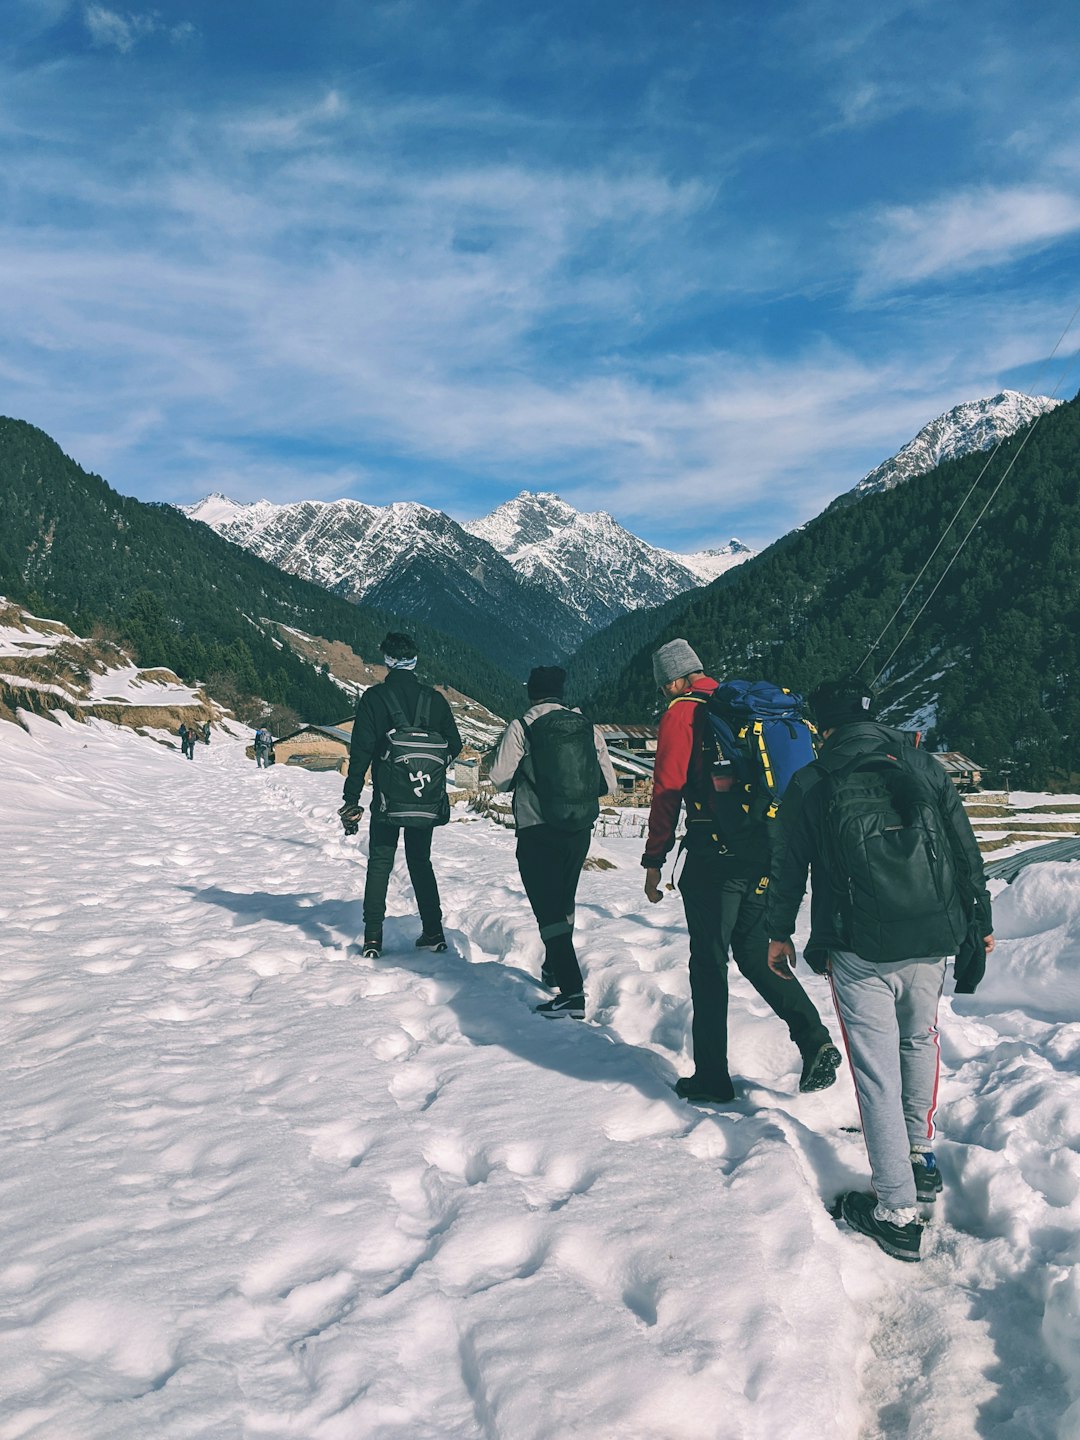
[414,687,433,730]
[382,686,411,731]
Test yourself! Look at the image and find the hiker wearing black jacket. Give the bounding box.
[340,633,462,959]
[488,666,617,1019]
[766,678,994,1263]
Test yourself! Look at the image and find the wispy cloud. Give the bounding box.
[857,186,1080,294]
[83,5,195,53]
[3,3,1080,552]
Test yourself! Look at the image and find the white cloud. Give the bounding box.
[83,5,196,53]
[858,186,1080,294]
[1,69,1076,550]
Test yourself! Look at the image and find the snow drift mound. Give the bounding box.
[976,864,1080,1017]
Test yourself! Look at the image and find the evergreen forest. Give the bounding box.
[0,419,522,723]
[575,391,1080,788]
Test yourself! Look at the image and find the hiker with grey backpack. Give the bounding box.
[338,633,462,960]
[766,677,994,1263]
[488,666,617,1018]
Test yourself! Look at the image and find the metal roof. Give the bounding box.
[596,724,659,740]
[277,723,353,746]
[605,746,655,778]
[984,836,1080,883]
[932,752,983,774]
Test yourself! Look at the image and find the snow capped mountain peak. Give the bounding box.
[183,493,256,528]
[844,390,1062,505]
[467,491,583,556]
[466,491,713,631]
[675,539,755,583]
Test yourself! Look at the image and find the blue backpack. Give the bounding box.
[705,680,817,822]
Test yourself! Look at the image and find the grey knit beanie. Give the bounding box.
[652,638,703,687]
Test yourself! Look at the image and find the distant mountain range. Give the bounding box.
[183,391,1056,681]
[183,489,753,675]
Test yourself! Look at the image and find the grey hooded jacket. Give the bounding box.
[488,701,618,830]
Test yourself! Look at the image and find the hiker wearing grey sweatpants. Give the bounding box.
[765,679,993,1261]
[828,950,946,1211]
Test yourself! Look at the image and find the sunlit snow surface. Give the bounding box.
[1,717,1079,1439]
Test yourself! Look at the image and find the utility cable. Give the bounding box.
[875,339,1080,688]
[856,294,1080,678]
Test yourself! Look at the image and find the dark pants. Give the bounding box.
[678,850,830,1085]
[363,817,442,939]
[516,824,591,995]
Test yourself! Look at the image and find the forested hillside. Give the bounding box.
[578,392,1080,787]
[0,419,521,722]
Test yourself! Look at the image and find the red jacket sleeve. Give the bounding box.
[642,698,698,868]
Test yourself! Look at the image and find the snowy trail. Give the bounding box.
[1,718,1079,1439]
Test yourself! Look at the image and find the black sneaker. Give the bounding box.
[674,1073,737,1105]
[840,1191,922,1262]
[361,939,381,959]
[911,1150,944,1204]
[799,1043,842,1093]
[540,961,557,988]
[535,992,585,1019]
[415,932,448,953]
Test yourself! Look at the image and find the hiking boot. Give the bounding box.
[674,1073,737,1105]
[840,1191,922,1262]
[535,992,586,1019]
[799,1043,842,1093]
[911,1150,944,1204]
[415,931,448,953]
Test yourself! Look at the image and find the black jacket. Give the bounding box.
[342,670,462,809]
[766,721,992,969]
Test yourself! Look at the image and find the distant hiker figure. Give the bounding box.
[766,677,994,1263]
[642,639,839,1105]
[202,721,211,745]
[179,722,197,760]
[254,727,273,768]
[339,633,461,959]
[489,666,617,1020]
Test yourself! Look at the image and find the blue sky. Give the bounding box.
[3,0,1080,551]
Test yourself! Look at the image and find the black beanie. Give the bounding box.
[809,677,876,731]
[526,665,566,701]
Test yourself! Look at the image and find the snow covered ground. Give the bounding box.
[2,717,1079,1440]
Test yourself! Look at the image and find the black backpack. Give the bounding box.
[523,708,604,832]
[376,688,451,828]
[822,748,967,964]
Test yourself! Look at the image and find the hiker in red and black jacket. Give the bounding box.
[642,638,840,1105]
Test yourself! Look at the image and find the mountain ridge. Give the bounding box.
[184,490,752,673]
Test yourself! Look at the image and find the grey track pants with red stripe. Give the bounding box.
[829,950,947,1212]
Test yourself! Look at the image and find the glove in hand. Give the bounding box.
[338,802,363,836]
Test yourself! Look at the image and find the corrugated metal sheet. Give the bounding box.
[277,723,353,746]
[984,837,1080,882]
[933,752,982,776]
[605,746,655,778]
